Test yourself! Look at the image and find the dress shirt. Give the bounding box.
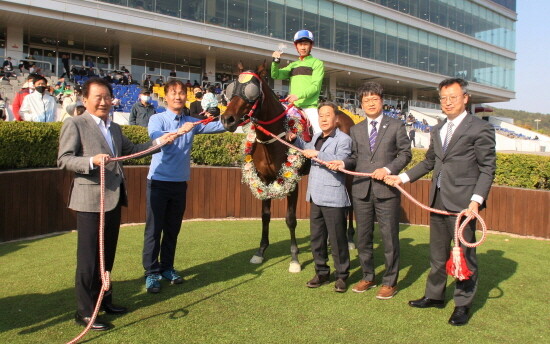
[147,108,225,182]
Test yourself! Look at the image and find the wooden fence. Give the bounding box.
[1,166,548,242]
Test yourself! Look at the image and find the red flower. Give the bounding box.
[277,178,284,184]
[291,128,298,133]
[257,188,263,193]
[285,162,292,167]
[288,120,295,126]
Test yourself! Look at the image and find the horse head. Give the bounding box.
[221,63,278,132]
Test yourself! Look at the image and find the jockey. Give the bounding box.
[271,29,324,134]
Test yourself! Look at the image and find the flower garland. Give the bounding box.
[241,118,306,200]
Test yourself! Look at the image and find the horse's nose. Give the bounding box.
[221,114,236,131]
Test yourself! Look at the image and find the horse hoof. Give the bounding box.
[250,255,264,264]
[348,242,356,250]
[288,261,301,273]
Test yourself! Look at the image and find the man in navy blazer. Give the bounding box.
[385,78,496,326]
[329,82,411,300]
[288,102,352,292]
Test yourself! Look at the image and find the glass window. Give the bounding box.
[131,58,146,81]
[286,0,303,41]
[268,0,285,39]
[386,21,397,64]
[348,8,361,56]
[227,0,247,31]
[128,0,153,11]
[374,16,386,62]
[397,24,408,67]
[249,0,267,35]
[182,0,204,22]
[303,0,318,34]
[71,53,83,68]
[205,0,226,26]
[155,0,180,17]
[318,0,333,50]
[334,4,348,53]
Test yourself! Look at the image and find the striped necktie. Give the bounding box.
[369,120,378,150]
[437,121,455,188]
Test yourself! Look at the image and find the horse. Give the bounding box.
[221,63,355,272]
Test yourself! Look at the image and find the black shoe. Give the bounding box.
[101,302,128,315]
[408,296,445,308]
[448,306,470,326]
[334,278,347,293]
[74,312,112,331]
[306,274,330,288]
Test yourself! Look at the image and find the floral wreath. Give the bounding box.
[241,117,306,200]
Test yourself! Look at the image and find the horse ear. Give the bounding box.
[257,60,267,78]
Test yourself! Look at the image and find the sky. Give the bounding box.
[492,1,550,114]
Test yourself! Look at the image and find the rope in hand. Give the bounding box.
[67,116,214,344]
[253,123,486,281]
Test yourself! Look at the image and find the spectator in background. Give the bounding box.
[409,128,416,147]
[18,56,31,73]
[130,89,156,127]
[143,75,153,92]
[155,76,164,86]
[189,87,204,119]
[19,75,56,122]
[185,80,192,88]
[29,63,42,75]
[192,80,200,87]
[85,57,95,76]
[169,70,177,78]
[2,57,16,77]
[201,85,218,112]
[12,74,38,121]
[60,84,83,122]
[214,84,222,94]
[61,54,71,78]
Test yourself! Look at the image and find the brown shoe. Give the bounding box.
[306,275,330,288]
[352,280,377,293]
[376,285,397,300]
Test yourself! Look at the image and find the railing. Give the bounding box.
[19,59,53,74]
[408,99,441,110]
[1,166,548,242]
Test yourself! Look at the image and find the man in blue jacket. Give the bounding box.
[288,102,352,292]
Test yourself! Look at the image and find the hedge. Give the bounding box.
[0,122,548,190]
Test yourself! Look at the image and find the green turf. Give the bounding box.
[0,220,548,343]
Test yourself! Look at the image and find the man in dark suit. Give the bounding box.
[58,77,176,331]
[328,82,411,299]
[385,78,496,326]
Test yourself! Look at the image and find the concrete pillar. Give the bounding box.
[6,25,24,61]
[118,42,132,72]
[205,54,216,81]
[411,88,418,101]
[329,74,337,101]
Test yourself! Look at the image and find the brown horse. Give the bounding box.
[221,63,355,272]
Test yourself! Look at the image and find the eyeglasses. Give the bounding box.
[439,94,466,103]
[362,97,381,104]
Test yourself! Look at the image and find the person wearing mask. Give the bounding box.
[189,87,204,119]
[60,84,83,122]
[19,76,56,122]
[143,75,154,92]
[12,74,37,121]
[271,29,324,135]
[200,86,217,113]
[129,89,156,127]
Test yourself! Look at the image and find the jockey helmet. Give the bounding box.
[293,30,314,43]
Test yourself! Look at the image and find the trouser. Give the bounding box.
[303,107,321,135]
[309,203,350,279]
[353,186,401,287]
[75,202,121,316]
[142,179,187,275]
[425,189,478,307]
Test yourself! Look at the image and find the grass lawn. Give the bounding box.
[0,220,548,343]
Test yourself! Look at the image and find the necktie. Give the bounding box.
[369,120,378,150]
[437,121,454,188]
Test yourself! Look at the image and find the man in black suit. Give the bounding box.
[328,82,411,299]
[58,77,176,331]
[385,78,496,326]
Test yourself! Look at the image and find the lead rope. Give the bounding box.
[253,124,486,281]
[67,117,214,344]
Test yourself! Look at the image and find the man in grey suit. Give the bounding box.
[329,82,411,299]
[385,78,496,326]
[58,78,176,331]
[288,102,352,292]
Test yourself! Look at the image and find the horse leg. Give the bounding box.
[250,199,271,264]
[346,206,356,250]
[286,187,301,273]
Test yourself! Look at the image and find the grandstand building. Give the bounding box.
[1,0,516,108]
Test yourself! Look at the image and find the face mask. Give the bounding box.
[35,86,47,94]
[195,92,203,98]
[140,95,151,103]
